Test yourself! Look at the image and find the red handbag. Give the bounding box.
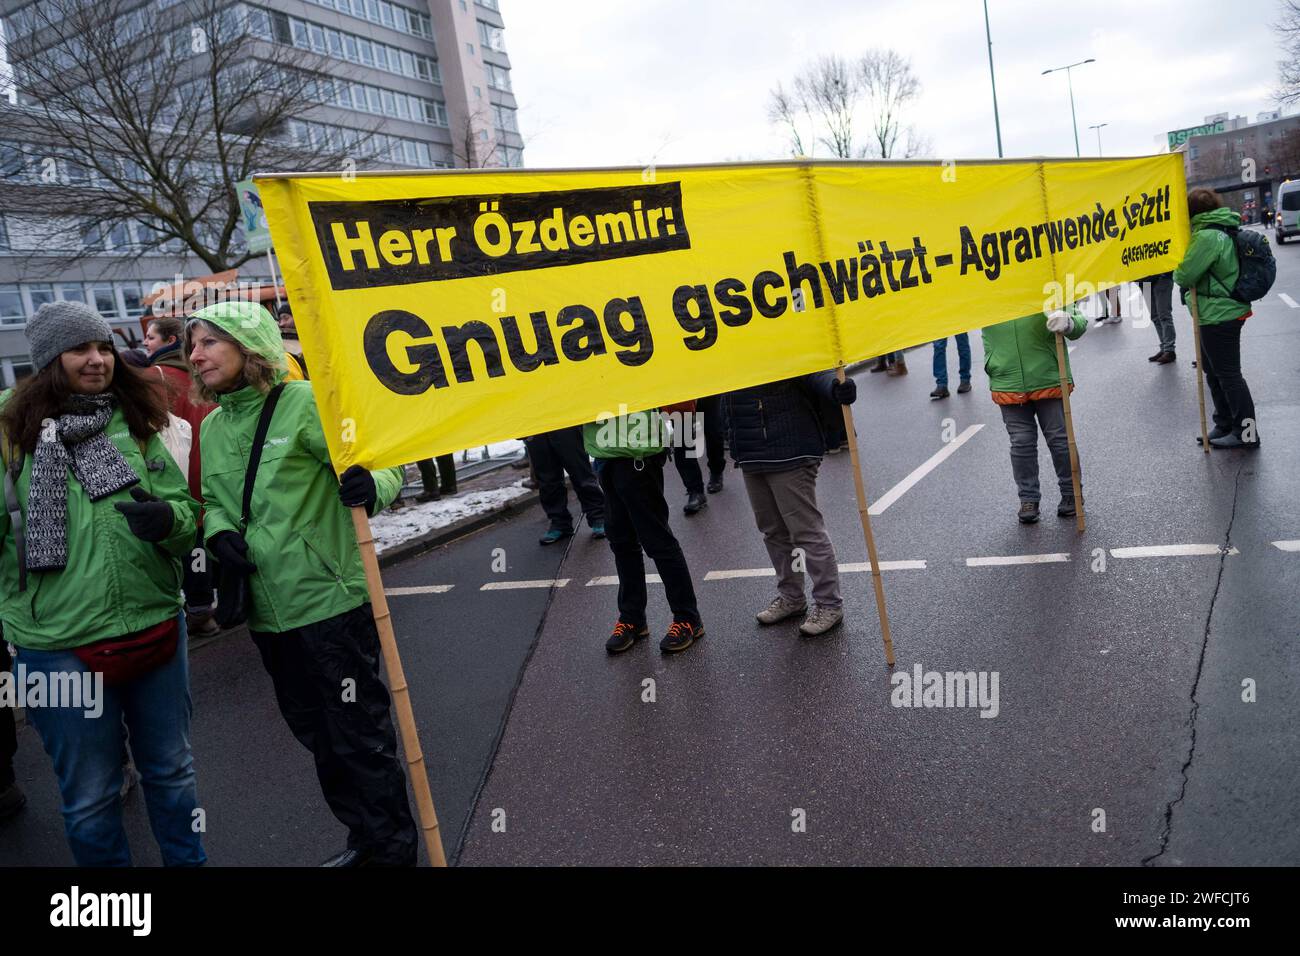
[73,617,179,687]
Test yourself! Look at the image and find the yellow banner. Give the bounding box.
[257,156,1188,470]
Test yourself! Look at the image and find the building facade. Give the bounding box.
[0,0,523,385]
[1170,111,1300,224]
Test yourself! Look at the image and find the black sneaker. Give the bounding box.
[957,380,972,394]
[706,472,724,494]
[606,621,649,654]
[1017,501,1040,524]
[929,386,950,400]
[683,492,707,515]
[1057,495,1081,518]
[660,620,705,653]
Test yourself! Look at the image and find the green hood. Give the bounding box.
[189,301,287,371]
[1190,207,1241,232]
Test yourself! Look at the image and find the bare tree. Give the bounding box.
[767,49,925,160]
[1276,0,1300,104]
[0,0,387,273]
[858,49,923,159]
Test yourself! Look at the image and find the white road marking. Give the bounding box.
[1279,293,1299,309]
[1110,544,1238,559]
[838,560,928,572]
[384,585,455,596]
[1271,540,1300,552]
[704,567,775,581]
[868,424,984,516]
[966,553,1071,567]
[587,574,661,586]
[480,578,570,590]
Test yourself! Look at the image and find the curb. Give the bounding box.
[377,490,542,569]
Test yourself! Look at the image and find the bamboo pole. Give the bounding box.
[835,367,895,667]
[350,505,447,867]
[1189,289,1210,454]
[1053,332,1086,533]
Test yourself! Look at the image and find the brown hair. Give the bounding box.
[0,347,169,454]
[147,315,184,345]
[182,319,280,404]
[1188,188,1224,218]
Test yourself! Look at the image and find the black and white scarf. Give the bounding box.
[26,394,140,571]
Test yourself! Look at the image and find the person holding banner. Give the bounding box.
[1172,189,1259,450]
[185,301,417,867]
[724,372,857,637]
[982,308,1087,524]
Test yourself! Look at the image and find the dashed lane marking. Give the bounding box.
[704,568,774,581]
[1271,540,1300,552]
[1279,293,1299,309]
[588,574,662,586]
[868,424,984,516]
[838,560,928,572]
[480,578,570,590]
[384,585,454,596]
[1110,544,1238,559]
[966,553,1071,567]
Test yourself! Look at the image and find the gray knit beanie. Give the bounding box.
[26,300,115,372]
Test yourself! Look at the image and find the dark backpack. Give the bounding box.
[1208,224,1276,303]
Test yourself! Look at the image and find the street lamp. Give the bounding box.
[983,0,1003,157]
[1042,58,1096,157]
[1088,122,1108,156]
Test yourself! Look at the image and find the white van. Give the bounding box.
[1275,180,1300,243]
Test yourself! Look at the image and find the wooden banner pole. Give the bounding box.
[836,367,895,667]
[1189,289,1211,454]
[350,506,447,867]
[1053,333,1086,533]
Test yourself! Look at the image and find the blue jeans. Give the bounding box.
[16,614,206,867]
[932,335,971,388]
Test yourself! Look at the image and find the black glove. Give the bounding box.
[338,465,377,511]
[830,378,857,405]
[113,487,174,542]
[208,530,257,575]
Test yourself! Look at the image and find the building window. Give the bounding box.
[120,282,145,318]
[493,104,518,133]
[91,285,118,318]
[248,5,438,84]
[0,214,8,252]
[27,283,56,312]
[477,20,504,52]
[486,63,512,91]
[0,285,23,326]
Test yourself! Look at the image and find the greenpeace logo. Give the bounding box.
[263,436,289,447]
[50,886,151,936]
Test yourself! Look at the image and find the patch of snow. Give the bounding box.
[370,480,533,555]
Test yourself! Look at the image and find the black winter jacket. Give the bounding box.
[723,372,837,473]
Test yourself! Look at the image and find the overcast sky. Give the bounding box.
[500,0,1289,168]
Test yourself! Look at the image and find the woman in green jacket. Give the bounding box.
[1172,189,1259,449]
[185,301,414,867]
[982,307,1087,523]
[0,301,204,866]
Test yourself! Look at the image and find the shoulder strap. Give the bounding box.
[3,435,26,592]
[240,383,286,530]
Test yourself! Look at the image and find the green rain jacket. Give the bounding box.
[981,308,1087,396]
[193,302,402,634]
[0,395,199,651]
[1172,207,1251,326]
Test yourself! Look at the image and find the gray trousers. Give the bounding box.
[998,398,1078,502]
[1145,272,1176,352]
[742,461,841,609]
